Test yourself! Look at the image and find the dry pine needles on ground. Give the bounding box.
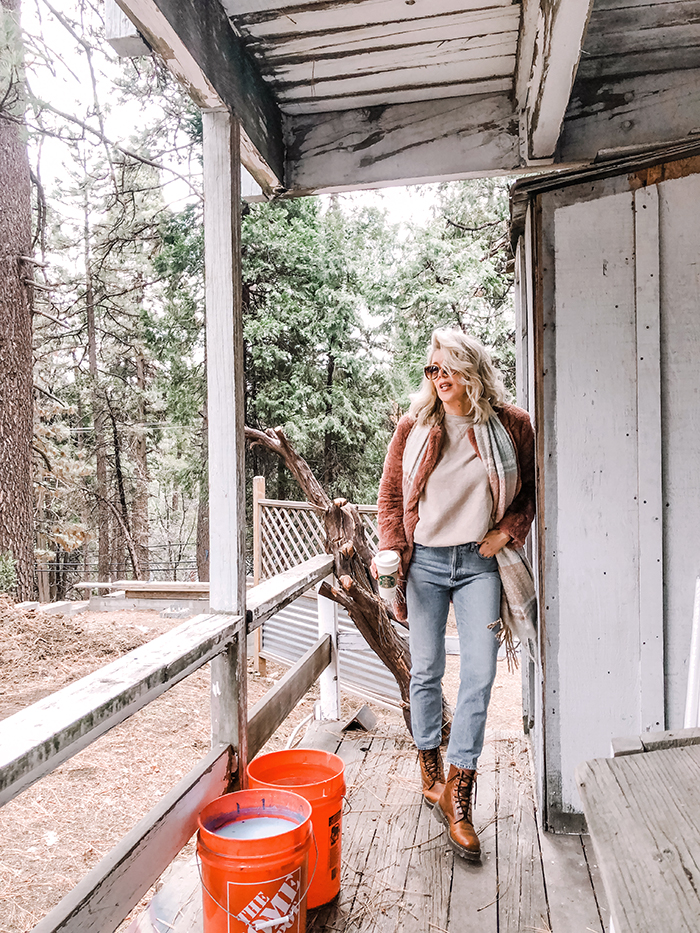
[0,602,522,933]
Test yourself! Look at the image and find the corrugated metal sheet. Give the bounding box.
[261,594,404,707]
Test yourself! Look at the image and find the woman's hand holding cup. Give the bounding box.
[373,550,401,603]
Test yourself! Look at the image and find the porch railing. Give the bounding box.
[253,475,378,583]
[0,553,336,933]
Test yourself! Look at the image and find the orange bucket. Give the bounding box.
[197,789,313,933]
[247,749,346,908]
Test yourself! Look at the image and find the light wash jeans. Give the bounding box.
[406,542,502,770]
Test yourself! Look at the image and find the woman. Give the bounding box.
[374,328,536,861]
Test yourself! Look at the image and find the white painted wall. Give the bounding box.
[658,173,700,727]
[537,168,700,823]
[552,190,642,814]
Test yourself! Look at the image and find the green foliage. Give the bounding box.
[387,178,515,407]
[242,196,395,502]
[0,551,17,596]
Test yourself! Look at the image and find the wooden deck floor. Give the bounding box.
[129,724,610,933]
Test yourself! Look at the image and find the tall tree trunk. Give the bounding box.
[83,191,110,580]
[196,412,209,581]
[132,354,150,577]
[0,0,34,599]
[108,403,141,579]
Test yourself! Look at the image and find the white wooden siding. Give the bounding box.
[553,190,642,814]
[633,184,665,734]
[658,172,700,727]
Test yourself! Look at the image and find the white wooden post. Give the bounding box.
[317,579,341,720]
[253,475,267,676]
[202,109,248,785]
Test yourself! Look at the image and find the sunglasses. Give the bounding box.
[423,365,453,380]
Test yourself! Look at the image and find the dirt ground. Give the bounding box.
[0,599,522,933]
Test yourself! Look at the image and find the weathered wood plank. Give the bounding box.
[111,580,209,592]
[32,745,232,933]
[246,8,520,58]
[578,745,700,933]
[227,0,514,32]
[115,0,283,192]
[561,69,700,163]
[585,23,700,58]
[447,738,498,931]
[404,788,453,933]
[578,46,700,79]
[285,92,520,194]
[280,75,513,114]
[246,553,334,631]
[495,736,549,932]
[248,634,332,757]
[521,0,596,161]
[538,832,605,932]
[306,732,377,932]
[357,739,424,931]
[633,184,664,734]
[272,50,516,101]
[0,612,242,808]
[640,725,700,752]
[580,833,612,933]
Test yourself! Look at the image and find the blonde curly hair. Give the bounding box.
[408,328,508,426]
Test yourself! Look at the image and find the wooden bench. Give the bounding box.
[577,726,700,933]
[111,580,210,601]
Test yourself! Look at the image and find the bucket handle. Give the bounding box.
[197,830,319,931]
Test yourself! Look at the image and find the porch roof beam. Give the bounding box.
[114,0,284,194]
[517,0,595,163]
[285,91,522,195]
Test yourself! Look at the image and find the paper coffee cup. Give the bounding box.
[375,549,400,602]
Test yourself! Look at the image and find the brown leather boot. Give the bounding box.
[434,764,480,861]
[418,747,445,809]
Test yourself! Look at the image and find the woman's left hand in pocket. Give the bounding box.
[478,529,511,558]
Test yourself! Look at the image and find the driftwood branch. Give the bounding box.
[245,424,452,741]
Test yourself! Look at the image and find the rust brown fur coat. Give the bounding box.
[377,404,536,622]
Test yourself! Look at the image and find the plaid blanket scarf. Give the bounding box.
[473,415,538,666]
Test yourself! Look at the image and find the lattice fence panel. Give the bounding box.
[259,501,378,581]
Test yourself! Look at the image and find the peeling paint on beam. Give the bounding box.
[241,6,520,47]
[577,47,700,81]
[278,76,513,114]
[224,0,515,30]
[285,92,521,192]
[115,0,284,192]
[273,56,516,98]
[560,69,700,162]
[521,0,596,161]
[246,24,519,66]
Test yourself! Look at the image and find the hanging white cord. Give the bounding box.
[684,575,700,728]
[285,712,314,750]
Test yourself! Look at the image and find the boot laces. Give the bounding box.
[419,748,441,783]
[454,769,477,822]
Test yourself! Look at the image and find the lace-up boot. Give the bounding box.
[434,764,480,861]
[418,747,445,808]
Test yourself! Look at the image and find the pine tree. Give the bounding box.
[0,0,34,598]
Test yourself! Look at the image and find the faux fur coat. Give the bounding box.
[376,404,536,622]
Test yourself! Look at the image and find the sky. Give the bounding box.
[21,0,438,228]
